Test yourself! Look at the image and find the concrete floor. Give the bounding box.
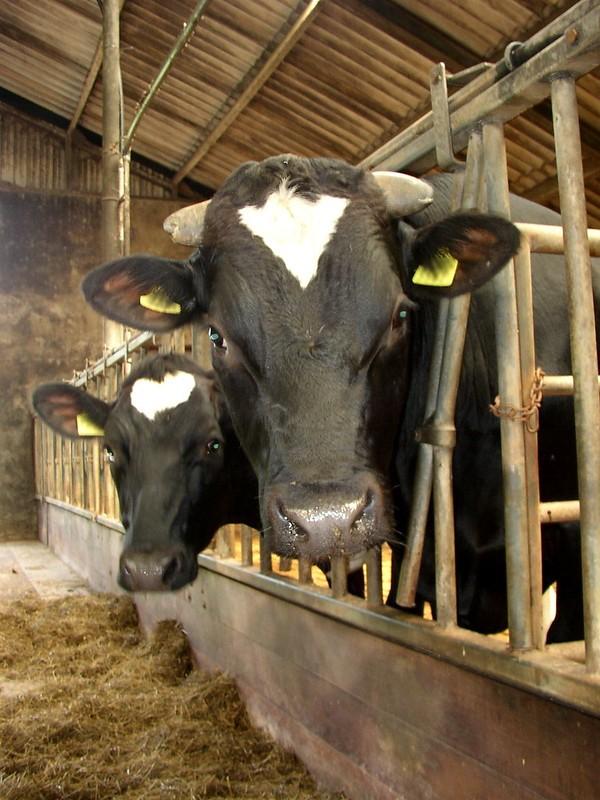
[0,540,89,600]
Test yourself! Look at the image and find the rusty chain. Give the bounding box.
[489,367,545,433]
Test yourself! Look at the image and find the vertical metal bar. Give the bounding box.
[551,75,600,674]
[430,130,484,627]
[397,147,476,610]
[46,428,55,498]
[514,242,544,648]
[396,301,447,606]
[240,525,253,566]
[330,556,348,598]
[366,545,383,607]
[484,121,533,651]
[259,537,272,574]
[298,556,313,584]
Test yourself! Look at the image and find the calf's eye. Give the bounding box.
[206,439,222,455]
[208,326,227,352]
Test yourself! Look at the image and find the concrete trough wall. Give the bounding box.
[40,499,599,800]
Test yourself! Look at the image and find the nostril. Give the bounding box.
[120,558,134,578]
[350,488,377,534]
[161,555,181,587]
[272,498,309,541]
[275,500,289,523]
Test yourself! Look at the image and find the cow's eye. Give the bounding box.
[104,446,115,463]
[208,326,227,352]
[206,439,222,455]
[392,300,415,330]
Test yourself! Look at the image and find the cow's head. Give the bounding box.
[33,355,231,591]
[82,155,519,560]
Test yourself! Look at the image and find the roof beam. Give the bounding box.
[123,0,212,152]
[67,0,126,136]
[172,0,325,186]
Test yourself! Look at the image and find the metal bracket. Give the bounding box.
[430,62,463,170]
[415,423,457,449]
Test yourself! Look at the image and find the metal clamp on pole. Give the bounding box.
[415,424,457,449]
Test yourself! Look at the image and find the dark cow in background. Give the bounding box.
[33,354,260,591]
[82,155,520,571]
[385,172,598,642]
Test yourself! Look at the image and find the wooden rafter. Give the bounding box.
[172,0,325,186]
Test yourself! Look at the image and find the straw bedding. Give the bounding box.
[0,593,345,799]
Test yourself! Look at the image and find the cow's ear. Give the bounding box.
[33,384,111,439]
[400,213,520,300]
[82,254,204,332]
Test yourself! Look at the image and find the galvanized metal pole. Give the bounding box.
[102,0,125,349]
[513,242,544,649]
[551,74,600,674]
[430,131,484,627]
[396,132,482,617]
[484,122,533,651]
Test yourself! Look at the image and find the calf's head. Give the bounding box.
[82,155,519,559]
[33,355,232,591]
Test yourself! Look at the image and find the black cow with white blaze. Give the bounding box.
[82,155,520,569]
[33,354,260,591]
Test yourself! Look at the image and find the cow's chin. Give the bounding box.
[263,477,390,560]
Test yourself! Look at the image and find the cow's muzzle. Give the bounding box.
[118,545,198,592]
[265,475,385,559]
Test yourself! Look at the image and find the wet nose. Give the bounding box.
[266,476,384,558]
[118,546,197,592]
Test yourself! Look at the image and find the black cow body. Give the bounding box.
[33,354,260,591]
[387,174,598,641]
[83,155,520,566]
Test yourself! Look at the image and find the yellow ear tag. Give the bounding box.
[412,248,459,287]
[139,288,181,315]
[76,413,104,437]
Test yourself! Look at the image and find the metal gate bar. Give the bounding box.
[484,122,534,651]
[513,242,544,648]
[551,74,600,674]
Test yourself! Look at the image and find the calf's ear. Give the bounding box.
[33,384,111,439]
[82,254,204,332]
[399,213,520,300]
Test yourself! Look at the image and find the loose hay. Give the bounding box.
[0,593,345,800]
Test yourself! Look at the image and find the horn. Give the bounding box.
[372,171,433,216]
[163,200,210,246]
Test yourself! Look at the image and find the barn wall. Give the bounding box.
[0,106,191,542]
[41,503,600,800]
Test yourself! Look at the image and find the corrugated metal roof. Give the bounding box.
[0,0,599,225]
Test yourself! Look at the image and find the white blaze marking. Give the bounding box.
[130,371,195,421]
[238,180,349,289]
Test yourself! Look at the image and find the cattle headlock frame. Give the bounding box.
[34,3,600,799]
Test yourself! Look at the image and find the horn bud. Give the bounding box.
[163,200,210,245]
[372,171,433,216]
